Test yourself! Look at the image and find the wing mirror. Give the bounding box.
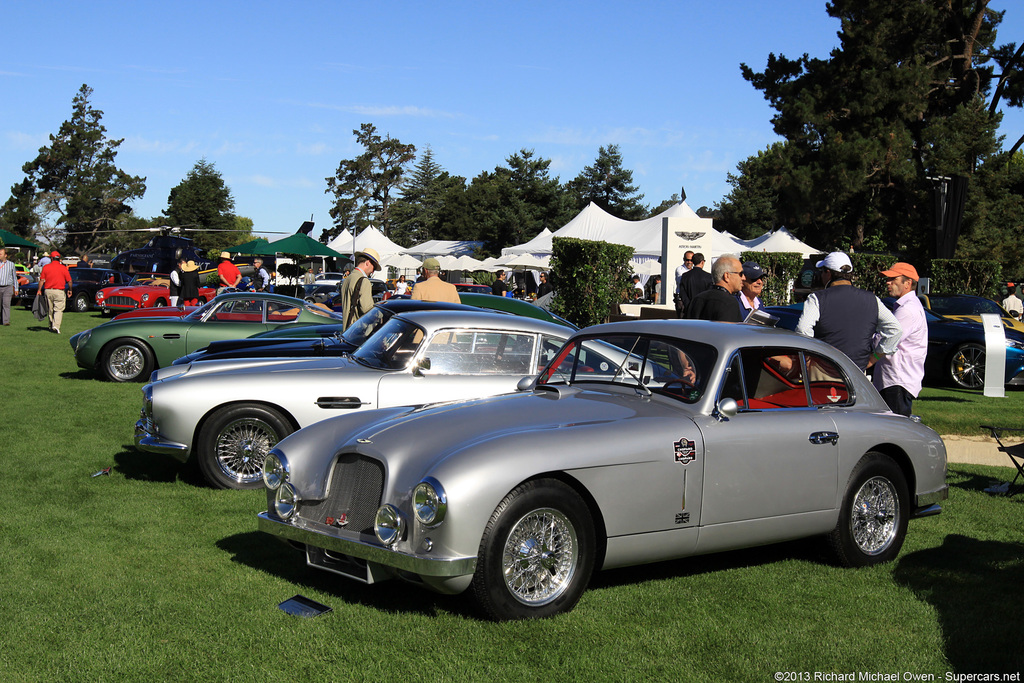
[714,397,739,421]
[413,357,431,377]
[516,376,535,392]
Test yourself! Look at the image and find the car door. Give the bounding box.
[698,346,843,527]
[183,299,271,353]
[376,328,547,408]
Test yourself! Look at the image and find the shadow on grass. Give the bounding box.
[915,396,971,403]
[946,466,1024,497]
[894,534,1024,673]
[114,446,207,487]
[216,531,472,618]
[59,369,98,381]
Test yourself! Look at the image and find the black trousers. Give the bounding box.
[879,385,913,416]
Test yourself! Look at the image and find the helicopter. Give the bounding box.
[105,225,286,274]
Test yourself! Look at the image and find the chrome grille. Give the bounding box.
[296,454,384,534]
[106,296,138,308]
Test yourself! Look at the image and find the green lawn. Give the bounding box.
[0,306,1021,681]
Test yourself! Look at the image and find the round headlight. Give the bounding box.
[141,293,150,302]
[263,452,289,490]
[96,292,104,300]
[274,483,298,520]
[374,504,404,546]
[413,477,447,527]
[75,329,92,352]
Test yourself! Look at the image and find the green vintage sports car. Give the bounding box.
[69,292,343,382]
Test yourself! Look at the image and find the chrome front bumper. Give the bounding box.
[257,511,477,578]
[134,416,190,462]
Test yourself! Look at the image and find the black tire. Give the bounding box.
[196,297,207,305]
[470,479,595,620]
[99,338,155,383]
[949,343,985,389]
[197,404,293,489]
[153,298,167,308]
[73,292,90,312]
[827,452,909,567]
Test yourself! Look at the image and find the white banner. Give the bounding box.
[980,313,1006,398]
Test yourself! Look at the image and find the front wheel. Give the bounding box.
[949,342,985,389]
[197,404,293,489]
[73,293,91,312]
[100,338,155,382]
[470,479,595,620]
[827,452,909,567]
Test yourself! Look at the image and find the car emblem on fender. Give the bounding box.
[674,438,696,464]
[828,387,841,403]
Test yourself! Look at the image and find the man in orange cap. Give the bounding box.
[874,262,927,415]
[37,250,72,333]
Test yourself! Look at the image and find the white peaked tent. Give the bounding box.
[741,227,822,259]
[325,226,407,258]
[405,239,484,258]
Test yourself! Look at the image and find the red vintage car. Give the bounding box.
[95,274,216,315]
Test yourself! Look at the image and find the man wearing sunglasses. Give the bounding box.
[684,254,745,322]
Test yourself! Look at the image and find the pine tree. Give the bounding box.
[567,144,647,220]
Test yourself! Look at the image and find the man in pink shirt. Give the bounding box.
[38,250,72,334]
[873,262,927,416]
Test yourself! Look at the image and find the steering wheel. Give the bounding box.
[660,378,696,391]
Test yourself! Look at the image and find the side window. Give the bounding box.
[422,330,537,375]
[539,335,564,372]
[719,354,746,405]
[729,347,808,409]
[806,352,852,406]
[266,300,300,323]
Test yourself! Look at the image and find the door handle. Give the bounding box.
[809,431,839,445]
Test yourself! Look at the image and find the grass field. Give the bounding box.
[0,306,1021,681]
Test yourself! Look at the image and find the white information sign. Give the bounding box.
[980,313,1005,398]
[661,217,714,305]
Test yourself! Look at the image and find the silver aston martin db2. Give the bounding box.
[134,310,571,489]
[257,320,948,620]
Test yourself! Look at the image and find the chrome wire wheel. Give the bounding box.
[213,417,277,485]
[501,507,579,606]
[850,475,899,556]
[107,344,146,381]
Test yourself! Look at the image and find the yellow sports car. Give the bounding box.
[918,293,1024,333]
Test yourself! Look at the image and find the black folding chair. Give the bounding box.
[980,425,1024,496]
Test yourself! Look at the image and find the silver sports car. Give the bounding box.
[257,320,948,620]
[134,310,571,489]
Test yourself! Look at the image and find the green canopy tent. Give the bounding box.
[248,232,352,297]
[225,237,271,255]
[0,229,42,251]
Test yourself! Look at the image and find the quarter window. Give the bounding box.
[722,347,853,409]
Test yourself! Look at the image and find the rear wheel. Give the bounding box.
[197,404,293,489]
[470,479,595,620]
[99,338,155,382]
[153,298,167,308]
[73,292,90,312]
[949,343,985,389]
[827,452,909,567]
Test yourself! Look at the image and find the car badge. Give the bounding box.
[674,439,696,464]
[325,514,349,527]
[827,387,841,403]
[357,438,372,444]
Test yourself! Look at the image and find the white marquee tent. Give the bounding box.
[325,226,407,258]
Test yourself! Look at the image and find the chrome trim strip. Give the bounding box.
[911,504,942,519]
[257,511,477,577]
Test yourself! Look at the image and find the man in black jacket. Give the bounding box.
[676,252,712,317]
[685,254,745,322]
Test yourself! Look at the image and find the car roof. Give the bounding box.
[392,309,572,336]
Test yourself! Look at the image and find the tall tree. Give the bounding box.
[389,147,463,246]
[324,123,416,241]
[738,0,1017,257]
[0,179,40,238]
[21,84,146,253]
[567,144,647,220]
[163,159,240,253]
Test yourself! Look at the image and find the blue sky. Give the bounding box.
[2,1,1022,242]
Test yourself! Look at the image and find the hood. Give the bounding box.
[152,354,366,381]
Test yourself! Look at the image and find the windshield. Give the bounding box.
[351,317,425,370]
[930,296,1003,316]
[341,305,394,346]
[183,299,219,321]
[537,333,717,403]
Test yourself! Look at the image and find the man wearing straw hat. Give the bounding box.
[339,247,381,329]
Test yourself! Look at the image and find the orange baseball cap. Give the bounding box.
[880,262,919,280]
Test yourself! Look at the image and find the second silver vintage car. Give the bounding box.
[257,320,948,620]
[135,310,570,489]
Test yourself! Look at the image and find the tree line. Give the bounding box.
[2,1,1022,268]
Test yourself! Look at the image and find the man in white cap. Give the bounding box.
[796,251,901,372]
[339,247,381,329]
[411,257,461,304]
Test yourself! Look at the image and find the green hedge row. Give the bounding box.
[550,236,634,327]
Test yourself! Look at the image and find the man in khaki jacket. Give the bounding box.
[339,247,381,329]
[411,258,461,304]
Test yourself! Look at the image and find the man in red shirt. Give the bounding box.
[217,251,242,294]
[38,250,72,333]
